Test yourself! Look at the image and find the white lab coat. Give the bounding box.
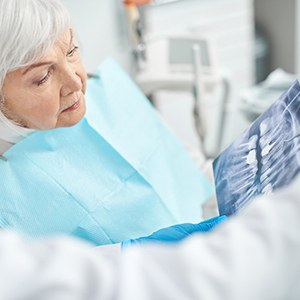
[0,177,300,300]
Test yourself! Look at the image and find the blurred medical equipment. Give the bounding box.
[152,0,181,4]
[134,33,232,158]
[123,0,150,70]
[240,68,297,122]
[121,0,234,158]
[122,0,184,69]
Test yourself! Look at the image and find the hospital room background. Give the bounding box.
[62,0,299,168]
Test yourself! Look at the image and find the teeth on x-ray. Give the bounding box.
[260,167,271,182]
[262,183,273,194]
[259,119,271,136]
[261,144,272,156]
[229,138,259,206]
[259,115,286,191]
[246,149,257,164]
[229,102,296,207]
[214,81,300,216]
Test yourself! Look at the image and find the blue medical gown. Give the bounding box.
[0,59,213,245]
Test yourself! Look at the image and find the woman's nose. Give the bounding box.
[60,66,82,96]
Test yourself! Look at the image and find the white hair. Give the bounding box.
[0,0,71,91]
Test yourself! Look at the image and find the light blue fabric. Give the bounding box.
[0,58,213,245]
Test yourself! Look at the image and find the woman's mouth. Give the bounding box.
[62,97,81,113]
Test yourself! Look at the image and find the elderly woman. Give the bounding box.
[0,0,215,245]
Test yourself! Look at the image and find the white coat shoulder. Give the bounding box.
[0,177,299,300]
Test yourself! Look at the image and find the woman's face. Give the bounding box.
[1,29,87,130]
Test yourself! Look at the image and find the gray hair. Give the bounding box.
[0,0,71,91]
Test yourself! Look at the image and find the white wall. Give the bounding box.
[254,0,297,74]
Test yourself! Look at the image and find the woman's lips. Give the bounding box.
[62,97,81,113]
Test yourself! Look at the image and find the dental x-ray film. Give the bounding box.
[213,80,300,216]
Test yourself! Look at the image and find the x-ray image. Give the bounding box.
[213,80,300,216]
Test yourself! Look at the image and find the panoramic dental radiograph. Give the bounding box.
[214,80,300,216]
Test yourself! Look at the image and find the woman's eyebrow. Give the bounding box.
[22,62,54,75]
[69,29,73,47]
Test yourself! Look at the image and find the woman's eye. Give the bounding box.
[37,71,51,86]
[67,46,79,57]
